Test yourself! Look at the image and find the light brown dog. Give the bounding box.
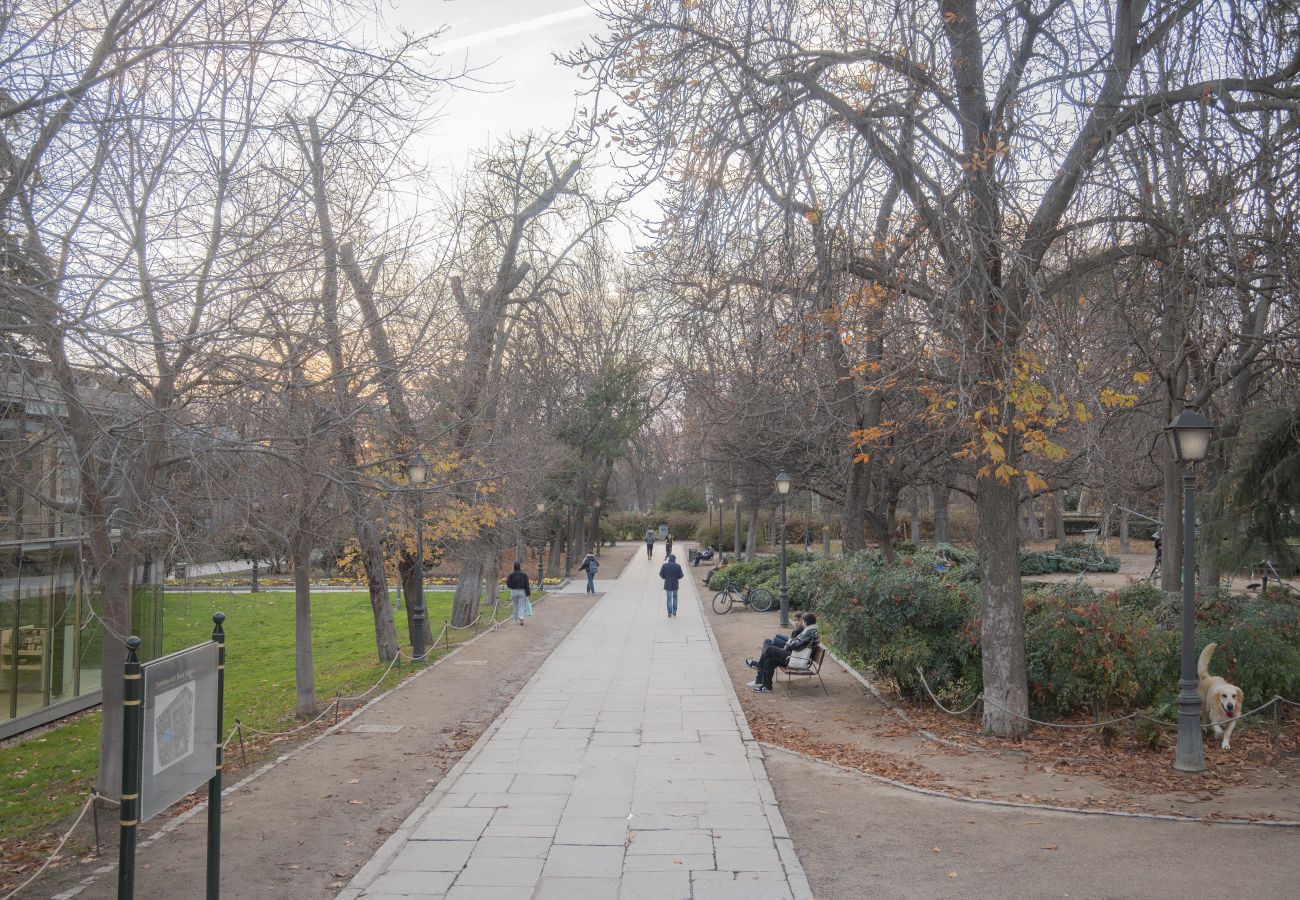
[1197,642,1243,750]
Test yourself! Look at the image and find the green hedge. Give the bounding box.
[1020,542,1120,575]
[813,552,981,705]
[1024,584,1176,715]
[801,552,1300,719]
[603,510,700,541]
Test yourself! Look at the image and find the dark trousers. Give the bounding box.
[760,634,789,654]
[757,645,791,688]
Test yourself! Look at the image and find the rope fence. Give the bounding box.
[914,665,1300,734]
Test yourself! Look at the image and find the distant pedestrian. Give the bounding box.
[664,532,674,558]
[659,553,684,618]
[579,549,600,594]
[505,562,531,625]
[645,528,655,559]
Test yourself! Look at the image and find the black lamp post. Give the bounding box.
[733,487,742,565]
[1166,406,1216,772]
[705,484,714,548]
[775,471,792,626]
[536,500,546,596]
[407,454,429,661]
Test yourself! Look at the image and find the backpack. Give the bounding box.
[587,557,599,574]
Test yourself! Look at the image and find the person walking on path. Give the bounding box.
[664,532,674,559]
[505,561,531,625]
[579,549,600,594]
[645,528,655,559]
[659,552,684,618]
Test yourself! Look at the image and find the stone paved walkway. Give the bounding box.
[339,549,812,900]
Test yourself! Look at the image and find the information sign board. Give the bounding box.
[139,642,219,823]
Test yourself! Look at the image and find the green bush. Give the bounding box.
[812,552,981,705]
[1018,543,1120,576]
[1196,594,1300,706]
[603,510,700,541]
[1024,584,1177,716]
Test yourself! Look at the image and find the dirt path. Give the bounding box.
[23,544,636,900]
[696,565,1300,822]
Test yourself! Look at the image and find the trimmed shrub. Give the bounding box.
[1195,593,1300,707]
[812,552,981,705]
[1024,584,1176,716]
[603,511,699,541]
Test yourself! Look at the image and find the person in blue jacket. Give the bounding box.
[658,553,684,618]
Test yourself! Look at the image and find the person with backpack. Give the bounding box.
[579,549,600,594]
[659,552,684,618]
[505,561,531,625]
[645,528,655,559]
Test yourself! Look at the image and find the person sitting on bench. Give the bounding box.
[747,613,819,693]
[746,612,804,667]
[691,545,716,566]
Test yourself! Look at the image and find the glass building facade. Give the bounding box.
[1,376,164,738]
[0,543,163,739]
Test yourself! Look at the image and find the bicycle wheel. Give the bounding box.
[712,591,734,614]
[747,588,775,612]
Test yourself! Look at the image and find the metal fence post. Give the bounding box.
[118,636,142,900]
[207,612,225,899]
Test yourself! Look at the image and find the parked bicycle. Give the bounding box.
[711,579,775,614]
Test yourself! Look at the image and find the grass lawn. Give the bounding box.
[0,588,507,843]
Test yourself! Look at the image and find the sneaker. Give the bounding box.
[745,680,759,688]
[745,658,757,669]
[752,685,771,693]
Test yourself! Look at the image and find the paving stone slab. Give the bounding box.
[348,548,809,899]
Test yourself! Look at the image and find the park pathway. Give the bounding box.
[339,549,812,900]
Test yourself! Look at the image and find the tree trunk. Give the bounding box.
[452,549,487,627]
[1161,448,1183,591]
[909,489,922,543]
[94,555,134,796]
[745,509,757,561]
[932,484,950,544]
[292,531,317,719]
[1050,493,1066,550]
[977,475,1029,738]
[548,530,563,571]
[484,551,501,612]
[1119,507,1131,554]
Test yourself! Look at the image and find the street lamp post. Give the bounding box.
[593,498,602,555]
[1166,406,1217,773]
[705,484,714,549]
[775,471,792,626]
[536,500,546,597]
[407,454,429,661]
[733,487,742,565]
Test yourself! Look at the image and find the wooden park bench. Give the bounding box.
[779,644,828,694]
[688,548,716,566]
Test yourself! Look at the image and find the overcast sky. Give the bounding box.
[391,1,602,175]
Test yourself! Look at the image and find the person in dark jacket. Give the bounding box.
[658,553,684,618]
[748,613,819,692]
[747,612,804,667]
[579,550,599,594]
[505,562,531,625]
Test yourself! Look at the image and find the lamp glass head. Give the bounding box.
[406,454,429,484]
[775,471,792,495]
[1165,407,1216,463]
